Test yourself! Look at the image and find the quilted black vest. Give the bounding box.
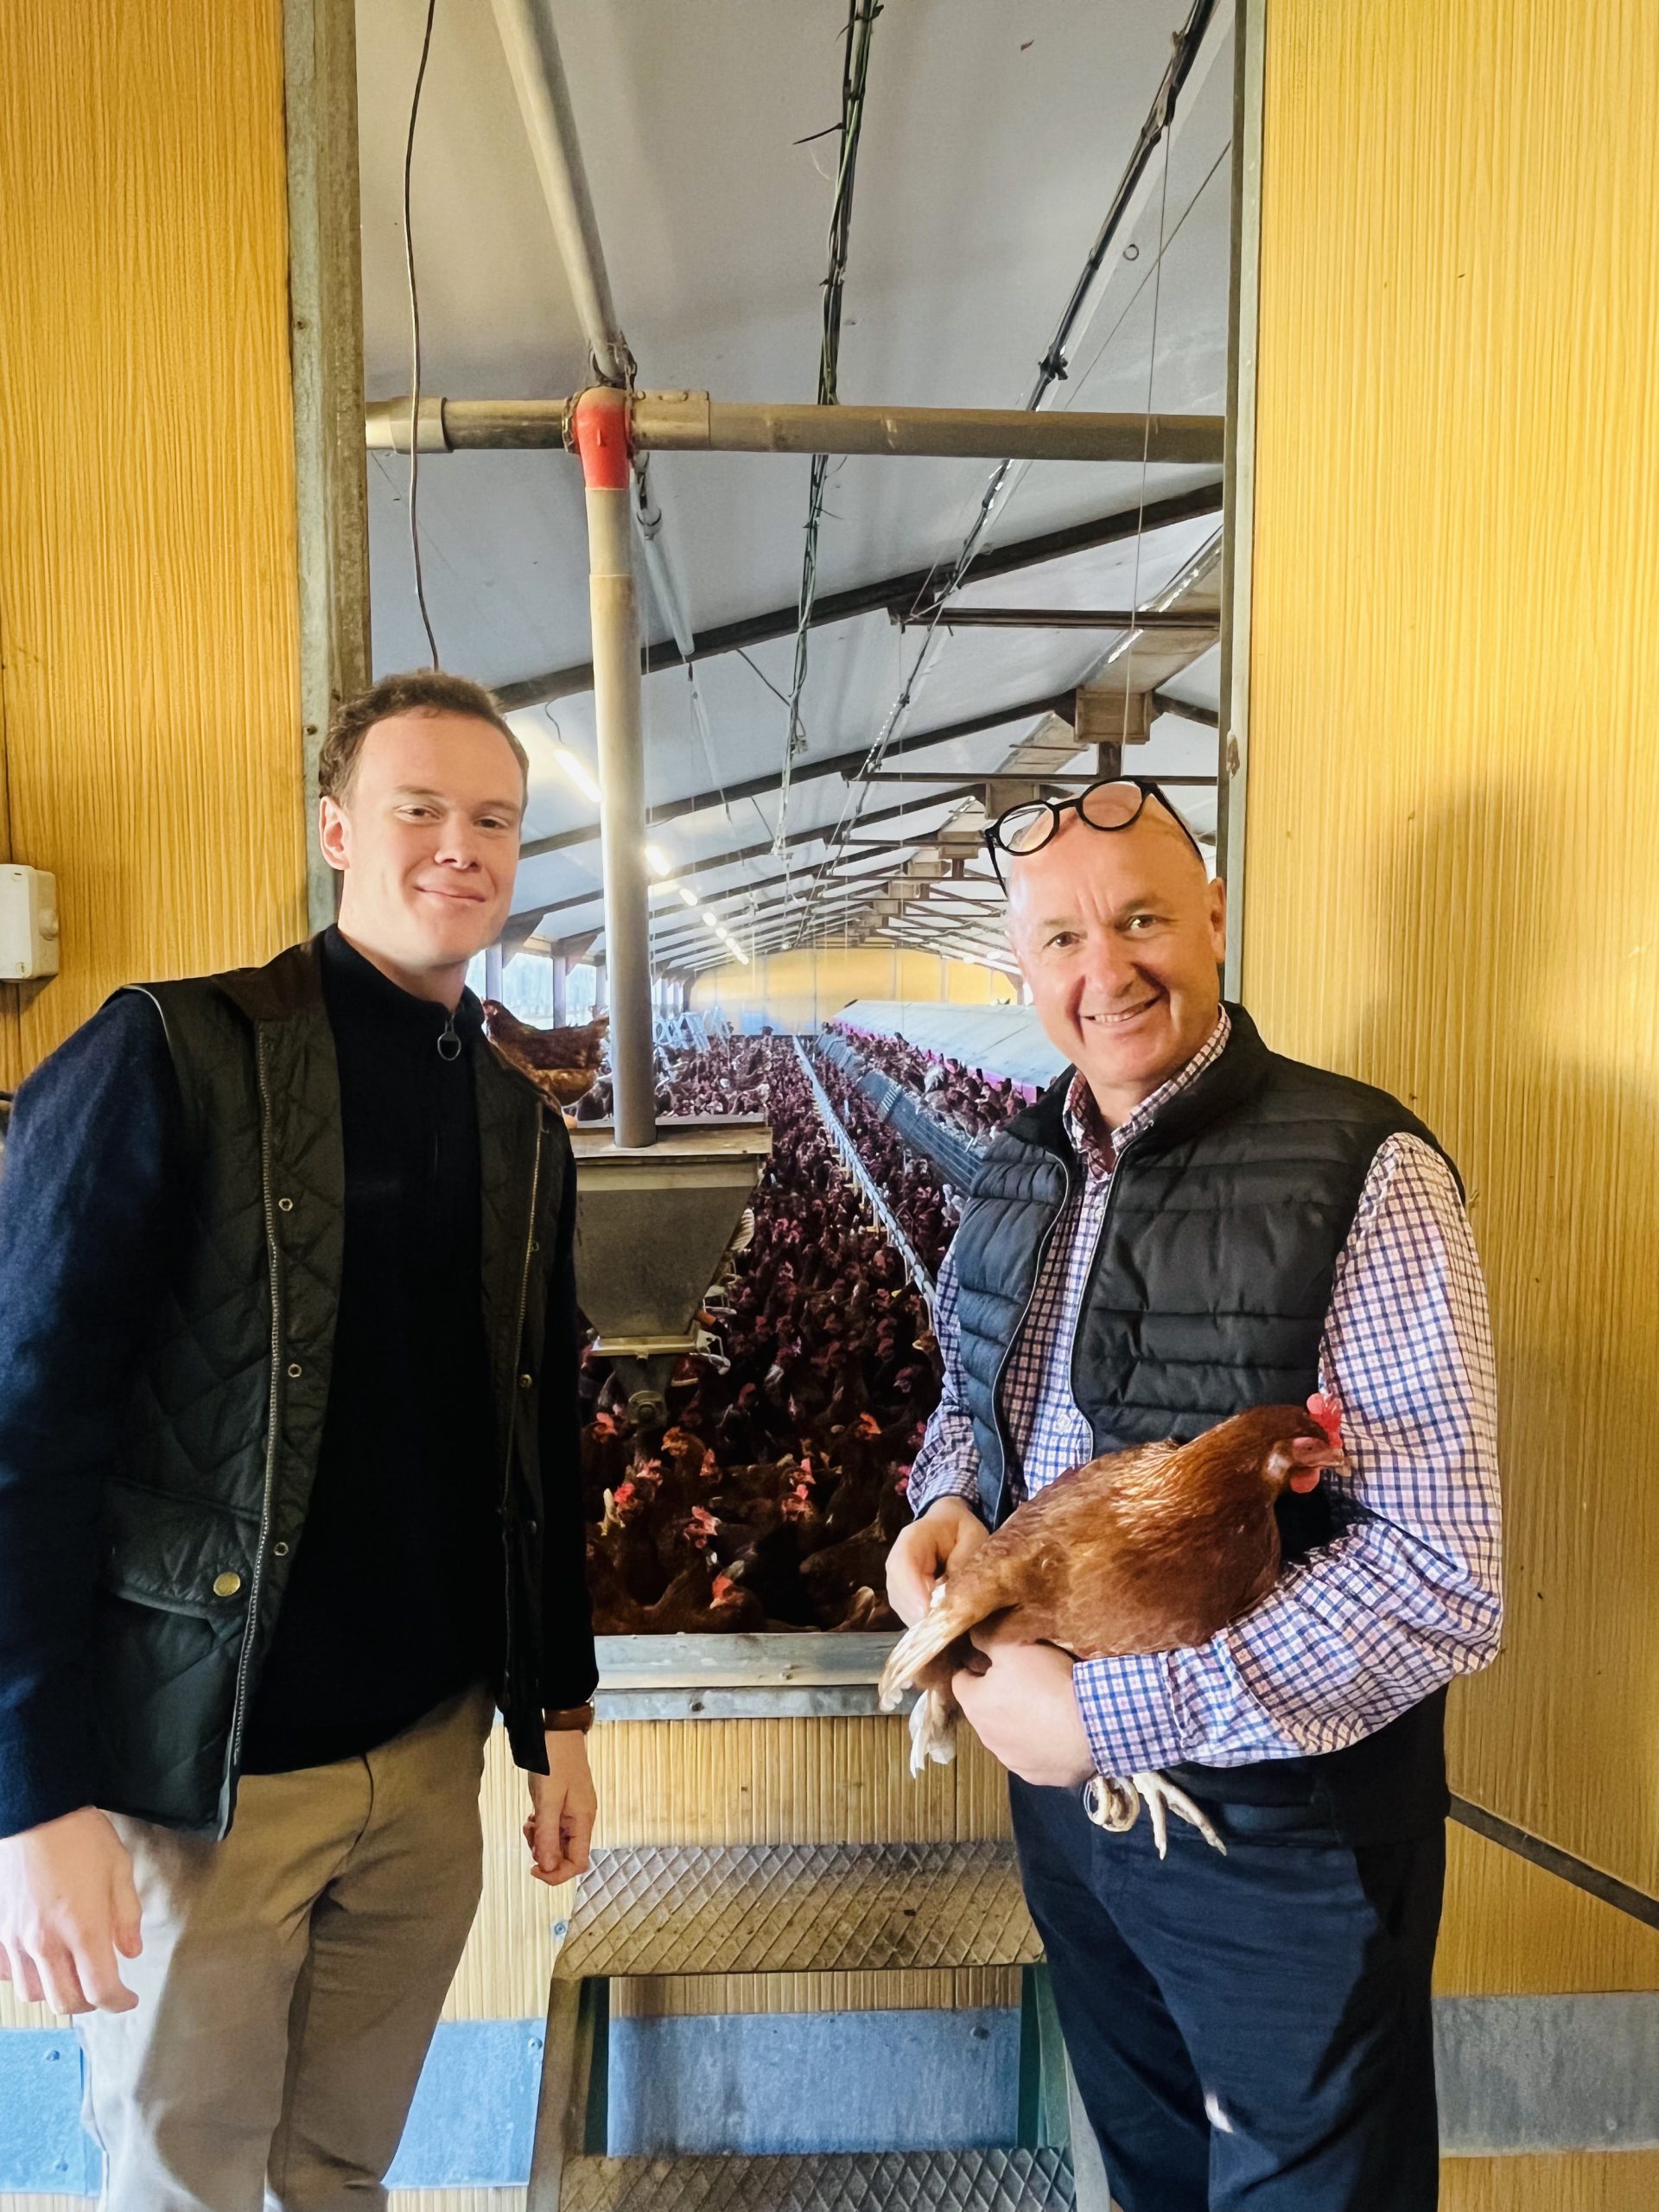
[951,1005,1456,1842]
[89,938,568,1834]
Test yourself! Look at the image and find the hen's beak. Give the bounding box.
[1285,1440,1346,1493]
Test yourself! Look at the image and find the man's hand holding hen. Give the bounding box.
[886,1495,988,1625]
[953,1622,1095,1789]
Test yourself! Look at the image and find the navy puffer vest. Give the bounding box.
[951,1005,1456,1841]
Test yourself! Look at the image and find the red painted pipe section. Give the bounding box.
[570,386,632,490]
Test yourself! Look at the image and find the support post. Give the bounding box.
[284,0,371,932]
[573,388,654,1146]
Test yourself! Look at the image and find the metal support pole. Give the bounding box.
[574,389,655,1147]
[550,954,569,1023]
[488,0,631,386]
[284,0,370,933]
[484,944,505,999]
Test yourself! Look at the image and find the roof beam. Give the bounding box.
[1150,687,1219,728]
[642,854,915,951]
[519,686,1077,861]
[899,607,1217,632]
[494,483,1223,710]
[512,789,977,931]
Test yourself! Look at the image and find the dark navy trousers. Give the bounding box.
[1009,1777,1444,2211]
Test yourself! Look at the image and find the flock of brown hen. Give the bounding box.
[568,1038,938,1636]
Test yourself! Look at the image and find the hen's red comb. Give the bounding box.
[1307,1392,1343,1449]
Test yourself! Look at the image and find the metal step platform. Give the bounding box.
[530,1840,1105,2212]
[556,2147,1076,2211]
[552,1841,1043,1978]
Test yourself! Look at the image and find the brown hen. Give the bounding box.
[482,1001,608,1105]
[879,1402,1345,1802]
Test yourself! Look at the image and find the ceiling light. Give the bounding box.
[678,886,698,907]
[644,843,671,877]
[702,909,721,928]
[551,746,601,804]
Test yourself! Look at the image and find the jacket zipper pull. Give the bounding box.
[437,1014,461,1062]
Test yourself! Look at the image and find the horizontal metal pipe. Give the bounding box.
[855,768,1219,787]
[367,391,1225,466]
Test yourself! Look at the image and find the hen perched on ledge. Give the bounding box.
[481,1001,608,1106]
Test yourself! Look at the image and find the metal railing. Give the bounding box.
[793,1039,936,1307]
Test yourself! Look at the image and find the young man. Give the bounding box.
[0,671,598,2209]
[888,779,1502,2212]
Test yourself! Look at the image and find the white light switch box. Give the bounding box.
[0,866,61,981]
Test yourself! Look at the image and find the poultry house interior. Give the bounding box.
[574,1034,946,1637]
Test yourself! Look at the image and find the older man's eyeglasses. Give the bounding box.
[982,776,1206,889]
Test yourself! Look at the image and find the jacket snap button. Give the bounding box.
[525,1519,539,1537]
[213,1571,243,1599]
[271,1541,290,1558]
[277,1197,295,1213]
[518,1371,533,1390]
[287,1363,302,1379]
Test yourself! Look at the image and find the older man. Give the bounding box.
[888,778,1501,2212]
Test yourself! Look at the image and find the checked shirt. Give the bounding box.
[909,1011,1503,1777]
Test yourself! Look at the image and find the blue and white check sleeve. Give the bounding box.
[906,1248,985,1518]
[1071,1135,1503,1776]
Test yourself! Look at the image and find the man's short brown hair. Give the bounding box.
[318,670,531,803]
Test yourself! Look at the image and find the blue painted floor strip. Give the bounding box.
[607,2006,1020,2157]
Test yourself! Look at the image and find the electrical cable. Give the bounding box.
[791,0,1217,947]
[402,0,442,667]
[777,0,882,849]
[1119,96,1178,734]
[972,135,1231,550]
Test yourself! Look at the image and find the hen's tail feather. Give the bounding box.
[877,1586,979,1712]
[908,1687,957,1776]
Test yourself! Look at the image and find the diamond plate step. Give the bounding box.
[555,1841,1043,1978]
[557,2148,1076,2212]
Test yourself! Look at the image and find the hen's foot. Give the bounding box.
[1083,1770,1226,1859]
[907,1686,958,1776]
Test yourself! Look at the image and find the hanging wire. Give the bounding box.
[402,0,442,667]
[1120,92,1178,729]
[777,0,882,848]
[791,0,1218,946]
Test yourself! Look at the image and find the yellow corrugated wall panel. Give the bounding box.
[688,948,1014,1028]
[0,0,306,1090]
[1440,2158,1659,2211]
[1438,1828,1659,1996]
[1249,0,1659,1908]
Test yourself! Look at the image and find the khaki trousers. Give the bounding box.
[79,1683,495,2212]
